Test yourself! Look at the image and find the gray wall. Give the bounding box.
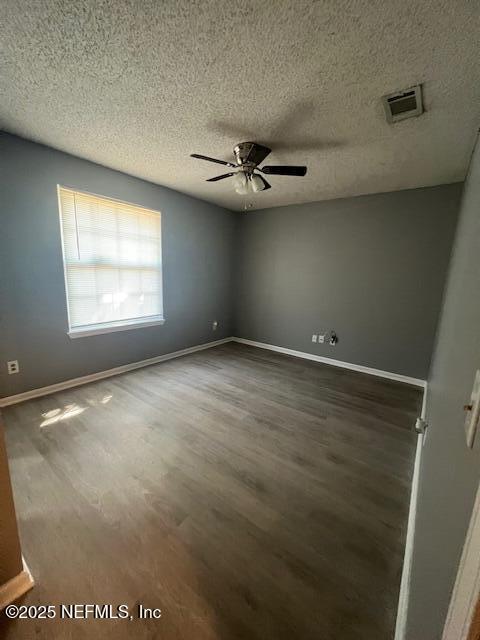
[406,136,480,638]
[234,185,461,380]
[0,133,237,397]
[0,132,463,401]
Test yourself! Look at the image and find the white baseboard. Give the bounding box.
[394,382,428,640]
[0,337,233,407]
[232,337,426,388]
[0,335,426,410]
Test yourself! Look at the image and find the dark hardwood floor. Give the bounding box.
[0,342,420,639]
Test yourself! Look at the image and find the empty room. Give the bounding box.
[1,2,480,639]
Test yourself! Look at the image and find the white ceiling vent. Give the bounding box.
[382,85,423,123]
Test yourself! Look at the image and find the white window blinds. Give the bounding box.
[58,187,163,335]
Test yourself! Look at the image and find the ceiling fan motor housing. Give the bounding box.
[233,142,272,168]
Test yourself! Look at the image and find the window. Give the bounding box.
[58,187,164,338]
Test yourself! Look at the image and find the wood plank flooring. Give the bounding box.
[0,342,420,639]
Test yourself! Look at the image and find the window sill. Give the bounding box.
[68,317,165,339]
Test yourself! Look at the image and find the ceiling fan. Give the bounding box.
[190,142,307,194]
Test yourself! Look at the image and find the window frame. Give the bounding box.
[57,185,165,339]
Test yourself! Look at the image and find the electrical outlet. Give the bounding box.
[311,334,317,343]
[7,360,19,375]
[212,320,218,331]
[318,334,325,344]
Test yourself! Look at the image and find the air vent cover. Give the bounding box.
[382,85,423,123]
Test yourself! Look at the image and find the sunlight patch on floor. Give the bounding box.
[40,403,86,427]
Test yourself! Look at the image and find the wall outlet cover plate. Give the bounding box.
[7,360,19,375]
[465,369,480,449]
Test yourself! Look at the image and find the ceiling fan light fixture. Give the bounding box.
[233,172,248,195]
[250,174,264,193]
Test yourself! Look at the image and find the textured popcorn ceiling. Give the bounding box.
[1,1,479,211]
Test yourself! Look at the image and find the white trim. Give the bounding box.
[57,184,74,334]
[421,381,428,418]
[68,316,165,338]
[0,338,233,407]
[232,337,426,388]
[57,184,164,215]
[442,479,480,639]
[57,184,164,339]
[1,333,427,406]
[394,383,427,640]
[1,335,426,407]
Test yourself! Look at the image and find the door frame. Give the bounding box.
[394,386,428,640]
[442,479,480,639]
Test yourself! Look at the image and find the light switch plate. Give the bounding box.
[465,369,480,449]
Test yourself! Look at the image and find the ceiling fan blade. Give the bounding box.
[257,175,271,190]
[261,165,307,176]
[206,172,235,182]
[191,153,236,168]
